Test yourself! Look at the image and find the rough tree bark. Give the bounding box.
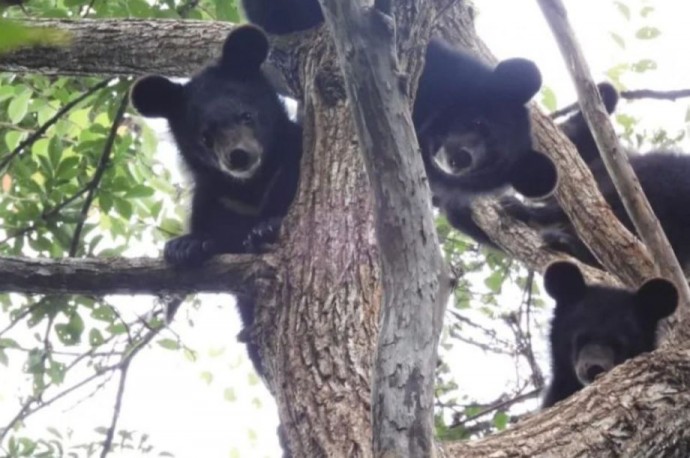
[2,4,690,457]
[316,0,448,455]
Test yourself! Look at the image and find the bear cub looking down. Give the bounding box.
[416,41,557,246]
[542,261,677,408]
[130,25,302,376]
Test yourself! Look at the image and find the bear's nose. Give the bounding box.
[586,364,605,382]
[229,149,251,171]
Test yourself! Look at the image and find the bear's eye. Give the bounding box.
[201,130,214,149]
[239,112,254,125]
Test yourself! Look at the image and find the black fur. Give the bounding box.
[241,0,323,35]
[130,26,302,376]
[416,41,556,245]
[504,151,690,271]
[542,261,677,408]
[557,82,620,165]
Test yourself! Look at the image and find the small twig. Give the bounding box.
[0,324,164,445]
[518,271,544,389]
[100,360,130,458]
[450,389,541,430]
[550,87,690,119]
[0,79,112,173]
[0,300,43,338]
[69,89,129,257]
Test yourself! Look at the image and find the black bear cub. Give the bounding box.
[130,25,302,375]
[542,261,677,408]
[557,81,620,165]
[416,41,557,245]
[504,150,690,270]
[241,0,323,35]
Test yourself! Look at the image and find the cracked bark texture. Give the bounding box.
[3,3,690,457]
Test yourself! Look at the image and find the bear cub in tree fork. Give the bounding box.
[541,261,677,408]
[130,26,303,376]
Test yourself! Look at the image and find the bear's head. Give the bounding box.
[425,57,557,199]
[131,25,285,182]
[557,81,620,165]
[544,261,677,387]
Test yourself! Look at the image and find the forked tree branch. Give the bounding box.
[536,0,690,324]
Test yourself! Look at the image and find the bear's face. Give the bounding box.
[544,262,677,387]
[428,99,531,181]
[420,56,557,200]
[130,25,281,182]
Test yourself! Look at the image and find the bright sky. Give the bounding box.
[2,1,690,457]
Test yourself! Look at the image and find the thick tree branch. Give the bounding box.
[0,19,233,77]
[317,1,448,456]
[442,347,690,456]
[0,254,274,295]
[536,0,690,321]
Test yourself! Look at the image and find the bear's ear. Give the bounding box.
[490,58,542,104]
[219,25,269,76]
[597,82,619,115]
[130,75,184,119]
[543,261,587,303]
[509,150,558,199]
[634,278,678,323]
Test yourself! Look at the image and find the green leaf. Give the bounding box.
[214,0,240,21]
[47,360,66,384]
[113,196,133,219]
[631,59,657,73]
[8,87,32,124]
[200,371,213,385]
[540,86,557,112]
[157,338,180,350]
[635,26,661,40]
[224,387,236,402]
[609,32,625,50]
[55,312,85,345]
[614,1,630,20]
[493,411,509,430]
[91,305,116,323]
[125,184,155,199]
[89,328,105,346]
[640,6,655,17]
[484,271,504,293]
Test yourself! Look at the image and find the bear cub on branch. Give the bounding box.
[542,261,677,408]
[416,41,557,245]
[130,25,302,375]
[131,25,301,266]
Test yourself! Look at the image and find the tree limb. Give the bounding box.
[0,254,274,295]
[442,347,690,456]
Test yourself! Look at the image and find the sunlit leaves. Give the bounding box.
[635,26,660,40]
